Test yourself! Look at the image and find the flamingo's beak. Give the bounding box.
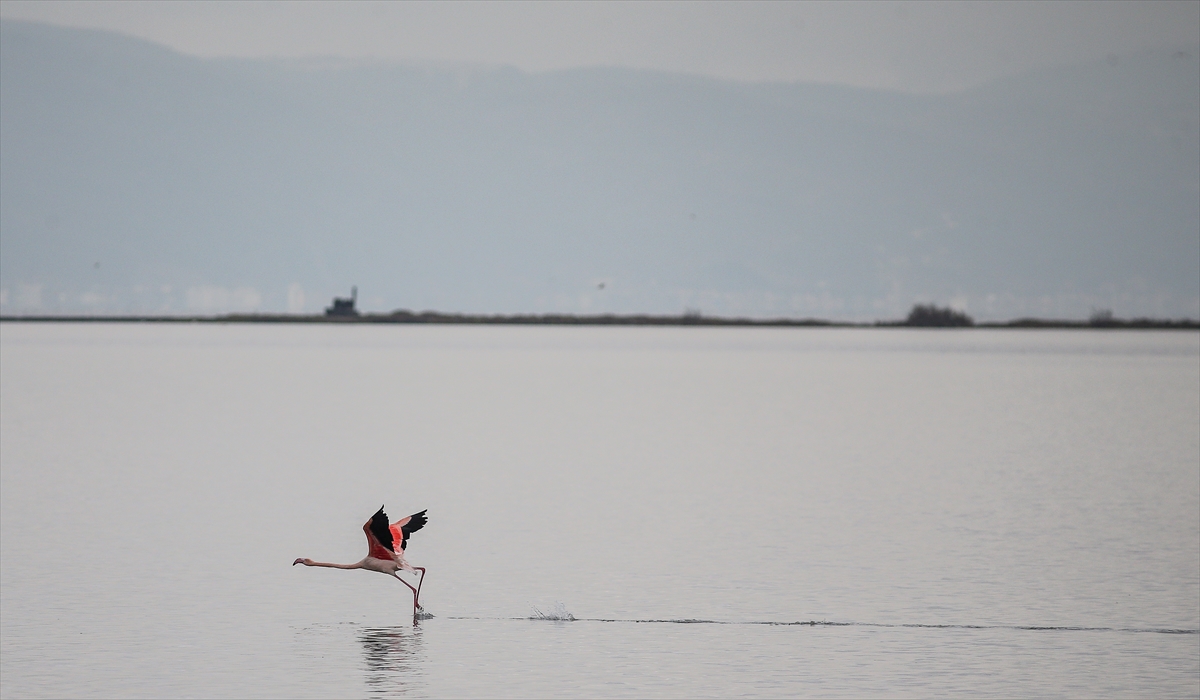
[293,558,303,566]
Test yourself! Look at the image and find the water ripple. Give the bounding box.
[446,616,1196,634]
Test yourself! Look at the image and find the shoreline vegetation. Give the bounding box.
[1,305,1197,329]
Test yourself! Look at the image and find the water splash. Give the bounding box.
[530,602,576,621]
[414,610,436,621]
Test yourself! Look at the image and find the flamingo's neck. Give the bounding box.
[305,559,364,570]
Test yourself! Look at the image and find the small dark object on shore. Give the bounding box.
[326,286,359,317]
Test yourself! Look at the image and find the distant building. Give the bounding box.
[326,286,359,317]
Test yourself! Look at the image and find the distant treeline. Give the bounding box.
[3,305,1197,329]
[882,304,1200,329]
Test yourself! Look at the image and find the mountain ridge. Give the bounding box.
[2,19,1196,320]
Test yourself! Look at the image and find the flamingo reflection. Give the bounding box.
[360,625,425,696]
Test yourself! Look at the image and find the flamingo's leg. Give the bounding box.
[394,574,420,613]
[413,567,426,608]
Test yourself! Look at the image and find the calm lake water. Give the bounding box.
[1,323,1197,698]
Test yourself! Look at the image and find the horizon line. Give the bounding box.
[2,310,1197,330]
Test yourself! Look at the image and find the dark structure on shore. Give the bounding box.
[325,287,358,317]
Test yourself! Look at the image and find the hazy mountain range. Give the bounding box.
[2,19,1197,320]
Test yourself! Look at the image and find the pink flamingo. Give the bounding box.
[294,506,428,611]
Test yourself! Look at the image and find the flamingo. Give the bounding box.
[294,506,428,611]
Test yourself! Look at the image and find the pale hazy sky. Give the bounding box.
[2,0,1197,92]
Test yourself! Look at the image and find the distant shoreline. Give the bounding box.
[2,312,1197,329]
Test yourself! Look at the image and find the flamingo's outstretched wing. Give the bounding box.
[389,510,427,552]
[364,506,398,560]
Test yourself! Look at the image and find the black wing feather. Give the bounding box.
[400,510,427,550]
[370,506,395,552]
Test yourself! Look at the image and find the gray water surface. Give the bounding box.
[2,324,1197,698]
